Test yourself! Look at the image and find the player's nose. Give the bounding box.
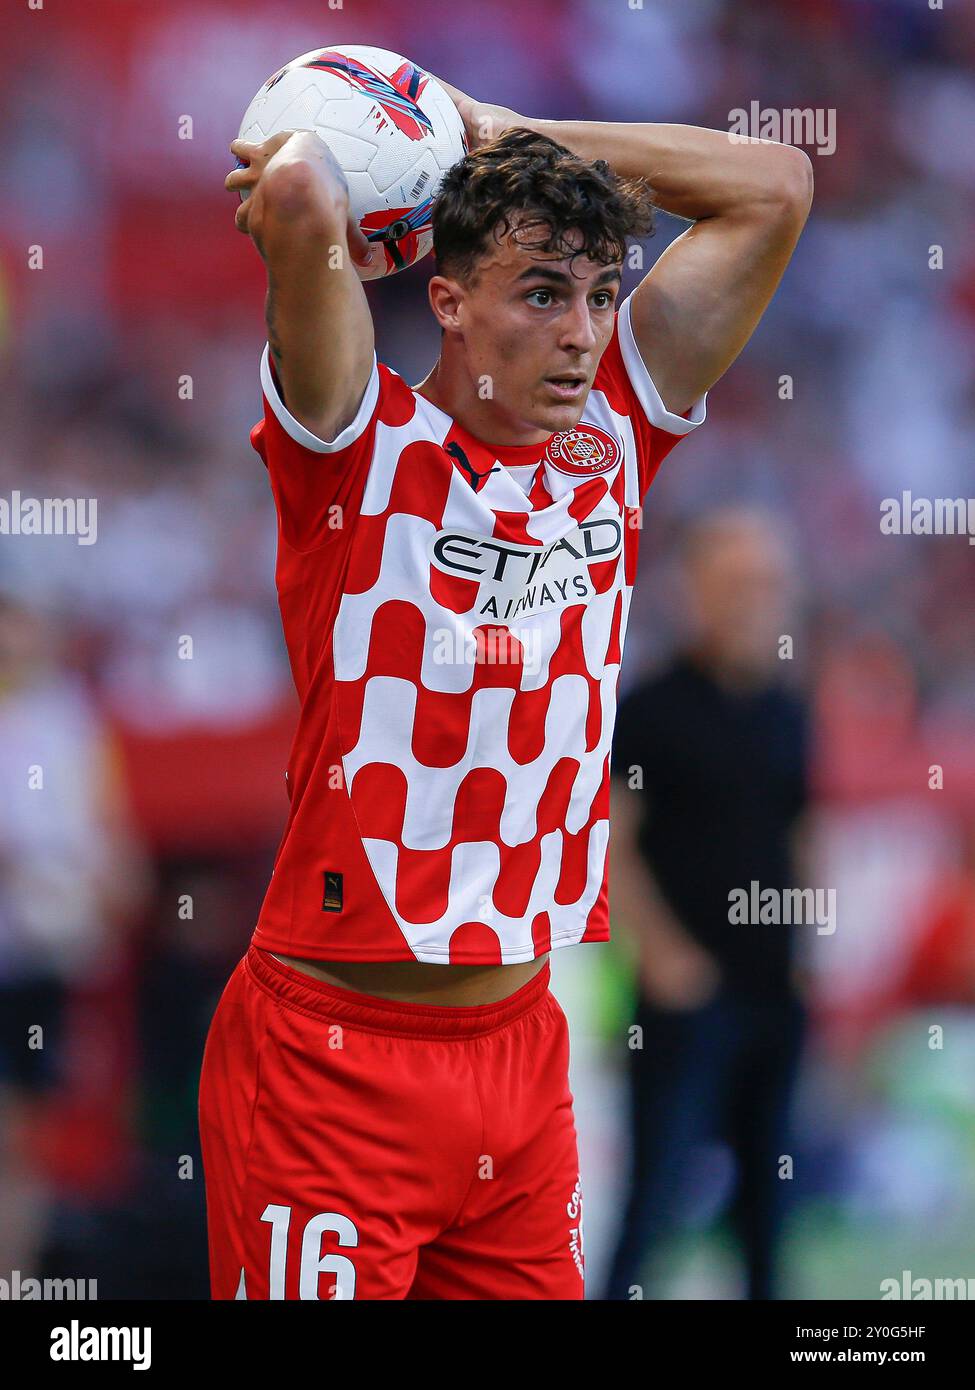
[559,297,599,354]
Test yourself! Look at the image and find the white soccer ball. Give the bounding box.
[237,45,468,279]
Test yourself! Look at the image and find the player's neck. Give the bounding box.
[414,355,553,451]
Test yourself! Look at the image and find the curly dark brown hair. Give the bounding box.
[432,127,655,285]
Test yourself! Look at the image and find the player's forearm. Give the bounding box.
[521,118,812,223]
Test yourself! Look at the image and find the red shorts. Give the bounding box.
[199,946,585,1300]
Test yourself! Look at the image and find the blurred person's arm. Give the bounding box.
[786,807,817,998]
[611,777,720,1010]
[225,131,379,445]
[438,86,813,417]
[785,699,815,996]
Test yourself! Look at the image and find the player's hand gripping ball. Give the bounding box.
[235,45,468,280]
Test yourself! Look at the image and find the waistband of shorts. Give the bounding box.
[244,945,552,1040]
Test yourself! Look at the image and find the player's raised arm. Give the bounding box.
[437,86,813,419]
[226,130,379,444]
[529,122,813,418]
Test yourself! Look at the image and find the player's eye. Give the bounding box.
[591,290,614,308]
[526,289,554,307]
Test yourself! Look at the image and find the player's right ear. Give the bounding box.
[427,275,465,335]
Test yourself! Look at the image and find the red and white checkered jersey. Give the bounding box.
[249,295,706,964]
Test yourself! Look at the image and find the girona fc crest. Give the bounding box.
[544,424,621,477]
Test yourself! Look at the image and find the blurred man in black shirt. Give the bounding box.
[603,508,809,1300]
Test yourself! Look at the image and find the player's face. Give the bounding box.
[460,223,622,436]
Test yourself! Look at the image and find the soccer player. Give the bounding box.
[198,78,812,1300]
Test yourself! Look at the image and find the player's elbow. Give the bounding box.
[767,146,814,226]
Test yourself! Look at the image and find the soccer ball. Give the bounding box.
[237,46,468,279]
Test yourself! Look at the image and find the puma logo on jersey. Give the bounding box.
[446,441,499,492]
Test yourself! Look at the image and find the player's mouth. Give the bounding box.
[543,375,587,401]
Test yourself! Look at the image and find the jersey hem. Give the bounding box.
[251,922,610,964]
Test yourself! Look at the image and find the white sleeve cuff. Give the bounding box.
[259,343,381,454]
[617,295,707,435]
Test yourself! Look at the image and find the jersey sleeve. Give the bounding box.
[597,294,708,501]
[249,344,384,553]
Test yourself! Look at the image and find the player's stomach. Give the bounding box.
[269,951,548,1005]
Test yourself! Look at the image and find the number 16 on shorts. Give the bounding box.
[240,1205,358,1301]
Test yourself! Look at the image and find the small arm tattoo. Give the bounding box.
[266,284,284,369]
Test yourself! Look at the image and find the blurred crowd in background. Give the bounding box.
[1,0,974,1299]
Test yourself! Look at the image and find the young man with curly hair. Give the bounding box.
[199,77,812,1301]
